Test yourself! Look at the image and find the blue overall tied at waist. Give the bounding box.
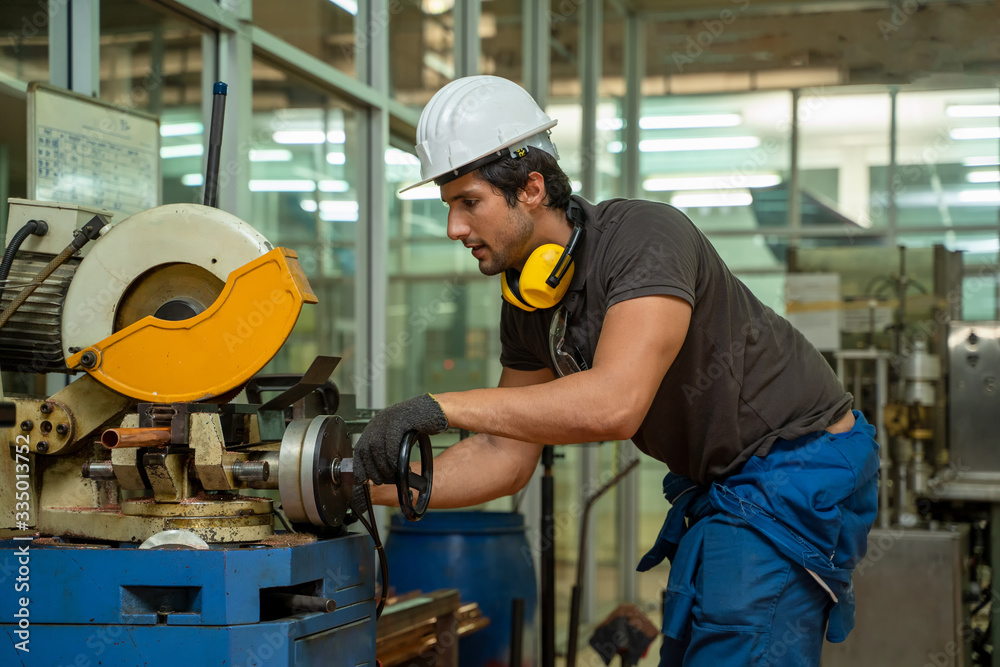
[638,411,880,648]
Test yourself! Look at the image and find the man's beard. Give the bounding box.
[477,206,534,276]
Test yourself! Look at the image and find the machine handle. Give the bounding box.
[397,431,433,521]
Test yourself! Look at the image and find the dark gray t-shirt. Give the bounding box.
[499,196,852,484]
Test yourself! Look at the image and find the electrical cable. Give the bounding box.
[0,219,47,306]
[352,483,389,619]
[0,215,108,331]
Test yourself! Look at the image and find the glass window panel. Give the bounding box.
[99,0,204,205]
[253,0,356,78]
[389,1,454,106]
[896,89,1000,229]
[249,58,359,391]
[798,88,891,229]
[386,133,503,409]
[1,1,48,82]
[638,90,791,269]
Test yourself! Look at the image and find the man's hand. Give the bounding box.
[350,394,449,513]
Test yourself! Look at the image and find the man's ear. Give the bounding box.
[519,171,547,211]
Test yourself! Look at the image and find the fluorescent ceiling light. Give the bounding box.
[398,185,441,200]
[964,156,1000,167]
[181,173,203,187]
[273,130,346,145]
[301,200,360,220]
[250,149,292,162]
[644,174,780,192]
[958,190,1000,204]
[328,0,357,15]
[327,152,346,165]
[596,114,743,132]
[949,238,1000,253]
[320,201,359,221]
[160,144,203,159]
[250,180,316,192]
[319,180,350,193]
[608,141,624,153]
[571,180,582,192]
[946,105,1000,118]
[640,136,760,152]
[967,170,1000,184]
[385,148,420,166]
[950,127,1000,141]
[640,113,742,130]
[160,122,203,137]
[671,191,753,208]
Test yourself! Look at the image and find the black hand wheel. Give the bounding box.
[397,430,433,521]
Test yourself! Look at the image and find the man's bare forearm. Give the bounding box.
[434,370,634,445]
[368,432,543,509]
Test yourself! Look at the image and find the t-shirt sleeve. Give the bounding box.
[499,303,548,371]
[601,202,701,309]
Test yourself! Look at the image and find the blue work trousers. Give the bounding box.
[658,512,833,665]
[645,411,880,667]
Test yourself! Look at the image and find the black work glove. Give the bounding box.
[350,394,448,514]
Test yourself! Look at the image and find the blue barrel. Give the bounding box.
[383,511,537,667]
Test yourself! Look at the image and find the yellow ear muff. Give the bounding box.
[501,270,536,312]
[500,202,585,312]
[508,244,576,311]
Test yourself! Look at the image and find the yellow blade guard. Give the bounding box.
[66,248,318,403]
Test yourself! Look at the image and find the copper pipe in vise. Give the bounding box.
[101,427,172,449]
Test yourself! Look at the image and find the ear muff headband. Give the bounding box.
[502,202,586,312]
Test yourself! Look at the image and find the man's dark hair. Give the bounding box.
[476,148,572,212]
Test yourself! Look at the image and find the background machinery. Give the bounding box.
[784,245,998,667]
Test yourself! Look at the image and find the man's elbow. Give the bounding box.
[507,468,535,496]
[592,403,642,442]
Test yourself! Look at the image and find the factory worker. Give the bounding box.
[352,75,880,666]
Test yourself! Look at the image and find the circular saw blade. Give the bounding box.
[114,263,225,332]
[114,263,248,403]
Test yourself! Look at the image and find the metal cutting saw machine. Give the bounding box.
[0,198,431,666]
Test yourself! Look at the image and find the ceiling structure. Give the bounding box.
[477,0,1000,99]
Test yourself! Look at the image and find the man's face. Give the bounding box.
[441,172,534,276]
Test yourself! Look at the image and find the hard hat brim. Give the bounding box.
[398,120,559,195]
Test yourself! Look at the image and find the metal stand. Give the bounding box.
[541,445,555,667]
[992,502,1000,666]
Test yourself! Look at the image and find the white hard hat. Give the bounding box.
[401,75,559,193]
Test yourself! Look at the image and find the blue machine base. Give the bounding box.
[0,533,376,667]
